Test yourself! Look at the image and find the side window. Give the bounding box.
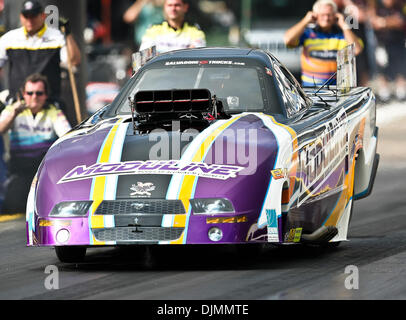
[279,65,310,108]
[273,63,309,117]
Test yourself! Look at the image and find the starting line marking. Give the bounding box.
[0,214,24,223]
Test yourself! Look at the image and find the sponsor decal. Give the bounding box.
[285,227,303,243]
[337,44,357,94]
[130,182,156,197]
[165,60,200,66]
[165,60,246,66]
[58,160,245,183]
[266,209,279,242]
[130,202,150,210]
[265,67,273,76]
[294,228,303,242]
[271,168,287,180]
[206,216,247,224]
[285,228,295,242]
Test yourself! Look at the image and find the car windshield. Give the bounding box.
[116,65,266,114]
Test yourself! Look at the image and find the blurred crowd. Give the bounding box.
[334,0,406,101]
[83,0,406,103]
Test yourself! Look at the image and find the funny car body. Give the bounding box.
[26,47,379,262]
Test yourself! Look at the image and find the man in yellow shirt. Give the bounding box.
[140,0,206,54]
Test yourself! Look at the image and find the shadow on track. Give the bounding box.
[59,243,344,272]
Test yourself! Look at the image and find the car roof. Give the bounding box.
[149,47,273,66]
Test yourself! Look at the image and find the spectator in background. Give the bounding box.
[284,0,363,87]
[0,94,5,211]
[140,0,206,54]
[0,133,5,212]
[0,74,71,214]
[123,0,164,50]
[372,0,406,102]
[334,0,374,86]
[0,1,81,108]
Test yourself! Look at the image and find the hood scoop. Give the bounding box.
[129,89,230,133]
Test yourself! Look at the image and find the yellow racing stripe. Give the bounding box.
[0,214,24,223]
[90,120,123,245]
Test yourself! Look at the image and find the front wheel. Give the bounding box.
[55,246,87,263]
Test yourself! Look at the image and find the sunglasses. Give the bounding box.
[25,91,45,96]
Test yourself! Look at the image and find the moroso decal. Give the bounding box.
[58,160,245,183]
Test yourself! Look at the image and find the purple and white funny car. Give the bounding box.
[26,47,379,262]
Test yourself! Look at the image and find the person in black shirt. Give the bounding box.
[371,0,406,101]
[0,0,81,103]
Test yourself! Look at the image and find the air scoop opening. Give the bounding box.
[135,89,212,114]
[129,89,230,133]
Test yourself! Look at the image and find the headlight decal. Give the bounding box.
[190,198,234,215]
[50,201,93,217]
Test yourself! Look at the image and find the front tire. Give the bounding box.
[55,246,87,263]
[324,241,341,248]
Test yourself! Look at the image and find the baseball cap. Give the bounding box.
[21,0,43,16]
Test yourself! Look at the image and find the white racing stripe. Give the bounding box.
[254,114,295,232]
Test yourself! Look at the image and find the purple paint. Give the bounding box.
[187,114,279,244]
